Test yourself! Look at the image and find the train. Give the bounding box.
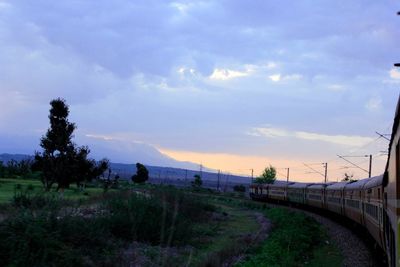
[250,96,400,267]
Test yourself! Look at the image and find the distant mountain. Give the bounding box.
[0,153,251,184]
[109,163,251,184]
[0,153,33,163]
[77,135,204,171]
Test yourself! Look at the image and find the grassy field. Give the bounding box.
[0,177,108,204]
[202,194,343,267]
[0,179,343,266]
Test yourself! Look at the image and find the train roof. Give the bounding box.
[288,182,313,189]
[270,180,295,186]
[326,181,350,190]
[308,183,333,189]
[363,175,384,189]
[344,178,372,190]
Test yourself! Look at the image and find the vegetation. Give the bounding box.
[255,165,276,184]
[131,162,149,183]
[191,174,203,188]
[33,98,109,191]
[342,172,357,182]
[0,160,39,180]
[0,176,343,266]
[233,184,246,192]
[0,187,216,266]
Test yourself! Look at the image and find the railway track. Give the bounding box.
[263,202,385,267]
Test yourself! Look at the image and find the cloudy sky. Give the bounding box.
[0,0,399,182]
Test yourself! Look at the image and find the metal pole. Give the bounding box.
[368,155,372,178]
[217,170,220,191]
[286,168,290,183]
[324,163,328,183]
[251,169,254,183]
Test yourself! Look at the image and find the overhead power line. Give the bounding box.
[337,154,372,177]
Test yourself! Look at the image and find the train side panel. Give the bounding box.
[326,182,348,216]
[287,182,310,204]
[384,97,400,267]
[306,184,329,209]
[363,176,385,248]
[344,179,371,225]
[268,181,292,202]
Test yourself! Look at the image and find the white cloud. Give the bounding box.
[268,73,301,82]
[283,74,302,81]
[249,126,374,147]
[390,68,400,80]
[365,97,382,111]
[327,84,345,91]
[209,68,249,80]
[269,74,281,82]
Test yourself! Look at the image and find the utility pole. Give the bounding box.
[217,170,220,191]
[200,163,203,179]
[337,155,372,178]
[368,154,372,178]
[286,168,290,183]
[323,163,328,183]
[251,169,254,183]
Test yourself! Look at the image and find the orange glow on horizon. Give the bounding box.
[158,148,387,183]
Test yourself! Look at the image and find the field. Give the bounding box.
[0,178,107,204]
[0,177,342,266]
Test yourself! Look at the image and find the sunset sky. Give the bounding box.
[0,0,399,182]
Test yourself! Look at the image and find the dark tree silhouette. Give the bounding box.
[131,163,149,183]
[191,174,202,187]
[34,98,108,191]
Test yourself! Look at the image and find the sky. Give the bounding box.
[0,0,399,182]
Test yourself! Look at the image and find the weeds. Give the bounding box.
[237,208,324,267]
[0,186,217,266]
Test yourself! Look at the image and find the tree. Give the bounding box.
[0,161,5,178]
[191,174,202,187]
[34,98,108,191]
[233,184,246,192]
[342,172,356,182]
[255,165,276,184]
[131,163,149,183]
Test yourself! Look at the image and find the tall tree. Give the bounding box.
[255,165,276,184]
[34,98,108,191]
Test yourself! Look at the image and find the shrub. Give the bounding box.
[233,184,246,192]
[0,211,118,266]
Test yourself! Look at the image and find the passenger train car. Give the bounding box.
[250,96,400,266]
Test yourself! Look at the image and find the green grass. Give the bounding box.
[233,204,343,267]
[0,178,111,204]
[187,196,261,266]
[305,242,342,267]
[0,181,343,266]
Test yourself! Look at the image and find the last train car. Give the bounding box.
[384,96,400,267]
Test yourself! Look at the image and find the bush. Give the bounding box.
[131,163,149,183]
[102,188,214,246]
[0,211,118,267]
[0,187,217,266]
[233,184,246,192]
